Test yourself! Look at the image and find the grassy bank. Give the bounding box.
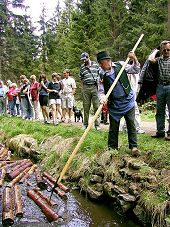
[0,115,169,168]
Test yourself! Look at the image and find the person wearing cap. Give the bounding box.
[80,52,101,130]
[97,50,140,156]
[148,40,170,140]
[61,69,76,123]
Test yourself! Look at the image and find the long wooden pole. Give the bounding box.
[57,34,144,183]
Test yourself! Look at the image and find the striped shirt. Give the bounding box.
[80,61,100,85]
[157,56,170,84]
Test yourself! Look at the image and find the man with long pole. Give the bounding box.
[97,51,140,156]
[48,35,144,202]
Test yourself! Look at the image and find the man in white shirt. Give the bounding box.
[61,69,76,123]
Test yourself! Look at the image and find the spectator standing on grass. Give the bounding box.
[38,74,50,124]
[47,73,62,125]
[97,50,141,156]
[19,75,27,117]
[122,70,145,134]
[80,52,101,130]
[21,78,33,120]
[7,82,13,115]
[149,40,170,140]
[30,75,40,120]
[9,83,19,116]
[6,80,12,114]
[61,69,76,123]
[0,80,6,115]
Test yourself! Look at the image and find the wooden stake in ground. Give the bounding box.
[57,34,144,184]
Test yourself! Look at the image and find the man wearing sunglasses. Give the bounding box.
[149,40,170,140]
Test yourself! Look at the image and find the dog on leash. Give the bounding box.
[73,106,83,123]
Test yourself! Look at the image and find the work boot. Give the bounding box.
[165,131,170,141]
[151,132,165,138]
[131,147,141,157]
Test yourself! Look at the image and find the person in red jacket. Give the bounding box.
[30,75,40,120]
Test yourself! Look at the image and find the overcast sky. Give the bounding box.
[24,0,63,22]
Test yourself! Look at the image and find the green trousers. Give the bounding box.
[82,84,100,127]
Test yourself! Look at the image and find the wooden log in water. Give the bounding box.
[19,164,37,184]
[35,168,47,190]
[2,186,14,226]
[27,189,60,222]
[43,177,66,198]
[8,166,31,187]
[7,161,32,180]
[5,150,12,161]
[43,171,70,192]
[33,188,56,207]
[14,185,23,217]
[0,147,8,160]
[0,146,5,156]
[6,160,23,174]
[0,167,6,187]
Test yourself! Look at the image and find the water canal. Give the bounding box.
[0,147,142,226]
[0,181,142,227]
[63,190,142,227]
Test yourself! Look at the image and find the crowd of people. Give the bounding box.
[0,69,76,125]
[0,39,169,156]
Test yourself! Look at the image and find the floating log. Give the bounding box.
[5,150,12,161]
[8,166,31,187]
[7,161,33,180]
[9,159,32,173]
[0,161,9,168]
[14,185,23,217]
[19,164,37,184]
[35,168,47,190]
[0,167,6,187]
[27,189,60,222]
[0,160,15,165]
[43,177,66,198]
[0,143,4,148]
[2,186,14,226]
[33,188,56,207]
[0,161,6,168]
[0,146,5,156]
[0,147,8,160]
[6,160,23,174]
[43,171,70,192]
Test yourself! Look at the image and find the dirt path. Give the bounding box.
[66,117,169,136]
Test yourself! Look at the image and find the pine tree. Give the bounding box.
[0,0,38,81]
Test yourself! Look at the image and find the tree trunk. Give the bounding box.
[168,0,170,33]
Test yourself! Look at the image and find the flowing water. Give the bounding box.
[0,181,142,227]
[0,158,142,227]
[66,190,142,227]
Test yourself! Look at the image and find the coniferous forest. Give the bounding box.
[0,0,170,93]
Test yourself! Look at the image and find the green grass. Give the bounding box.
[141,110,155,122]
[0,115,170,169]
